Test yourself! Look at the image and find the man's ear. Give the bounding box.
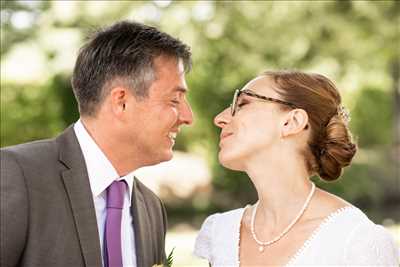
[109,86,128,117]
[281,109,309,138]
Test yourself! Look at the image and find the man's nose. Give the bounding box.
[179,99,194,125]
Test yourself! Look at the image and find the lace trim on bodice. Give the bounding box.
[285,206,355,266]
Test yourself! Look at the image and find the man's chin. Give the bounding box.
[162,151,174,162]
[141,151,173,167]
[156,150,174,163]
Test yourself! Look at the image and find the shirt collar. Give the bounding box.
[74,119,134,204]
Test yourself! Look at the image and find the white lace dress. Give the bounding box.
[193,206,399,266]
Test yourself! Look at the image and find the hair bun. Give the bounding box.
[317,115,357,181]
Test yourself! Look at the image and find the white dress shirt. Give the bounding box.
[74,120,137,267]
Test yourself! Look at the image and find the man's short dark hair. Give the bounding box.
[71,21,192,116]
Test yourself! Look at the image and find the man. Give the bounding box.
[1,21,193,267]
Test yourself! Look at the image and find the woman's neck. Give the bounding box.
[244,152,312,229]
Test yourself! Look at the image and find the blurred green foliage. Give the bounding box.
[1,0,399,223]
[351,87,394,147]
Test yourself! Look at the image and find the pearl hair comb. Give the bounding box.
[338,105,350,123]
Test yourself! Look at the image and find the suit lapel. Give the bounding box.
[57,126,103,267]
[131,177,152,267]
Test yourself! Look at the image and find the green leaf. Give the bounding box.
[165,247,175,267]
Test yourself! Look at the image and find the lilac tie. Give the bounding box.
[104,180,126,267]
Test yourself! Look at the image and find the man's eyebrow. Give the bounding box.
[174,86,188,93]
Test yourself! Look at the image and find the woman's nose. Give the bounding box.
[214,107,231,128]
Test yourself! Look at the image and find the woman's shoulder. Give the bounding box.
[328,206,399,265]
[345,208,398,262]
[309,189,379,234]
[306,205,367,244]
[291,206,398,265]
[318,205,389,236]
[193,207,247,262]
[198,206,247,233]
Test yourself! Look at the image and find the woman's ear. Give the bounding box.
[281,109,309,138]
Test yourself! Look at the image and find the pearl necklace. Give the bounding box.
[250,182,316,253]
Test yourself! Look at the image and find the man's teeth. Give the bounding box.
[168,132,177,140]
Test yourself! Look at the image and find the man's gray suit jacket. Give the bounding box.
[0,126,167,267]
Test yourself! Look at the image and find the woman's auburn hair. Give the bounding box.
[263,70,357,181]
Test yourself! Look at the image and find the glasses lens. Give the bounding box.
[231,89,240,116]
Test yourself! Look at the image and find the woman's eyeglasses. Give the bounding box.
[230,88,297,116]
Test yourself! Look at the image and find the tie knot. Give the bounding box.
[106,180,126,209]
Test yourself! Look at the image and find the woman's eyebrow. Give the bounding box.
[239,94,252,101]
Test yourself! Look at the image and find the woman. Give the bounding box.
[193,71,399,266]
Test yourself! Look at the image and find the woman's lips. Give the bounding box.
[220,132,233,144]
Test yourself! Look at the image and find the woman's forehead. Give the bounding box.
[243,75,280,98]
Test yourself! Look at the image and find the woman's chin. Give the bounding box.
[218,151,244,171]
